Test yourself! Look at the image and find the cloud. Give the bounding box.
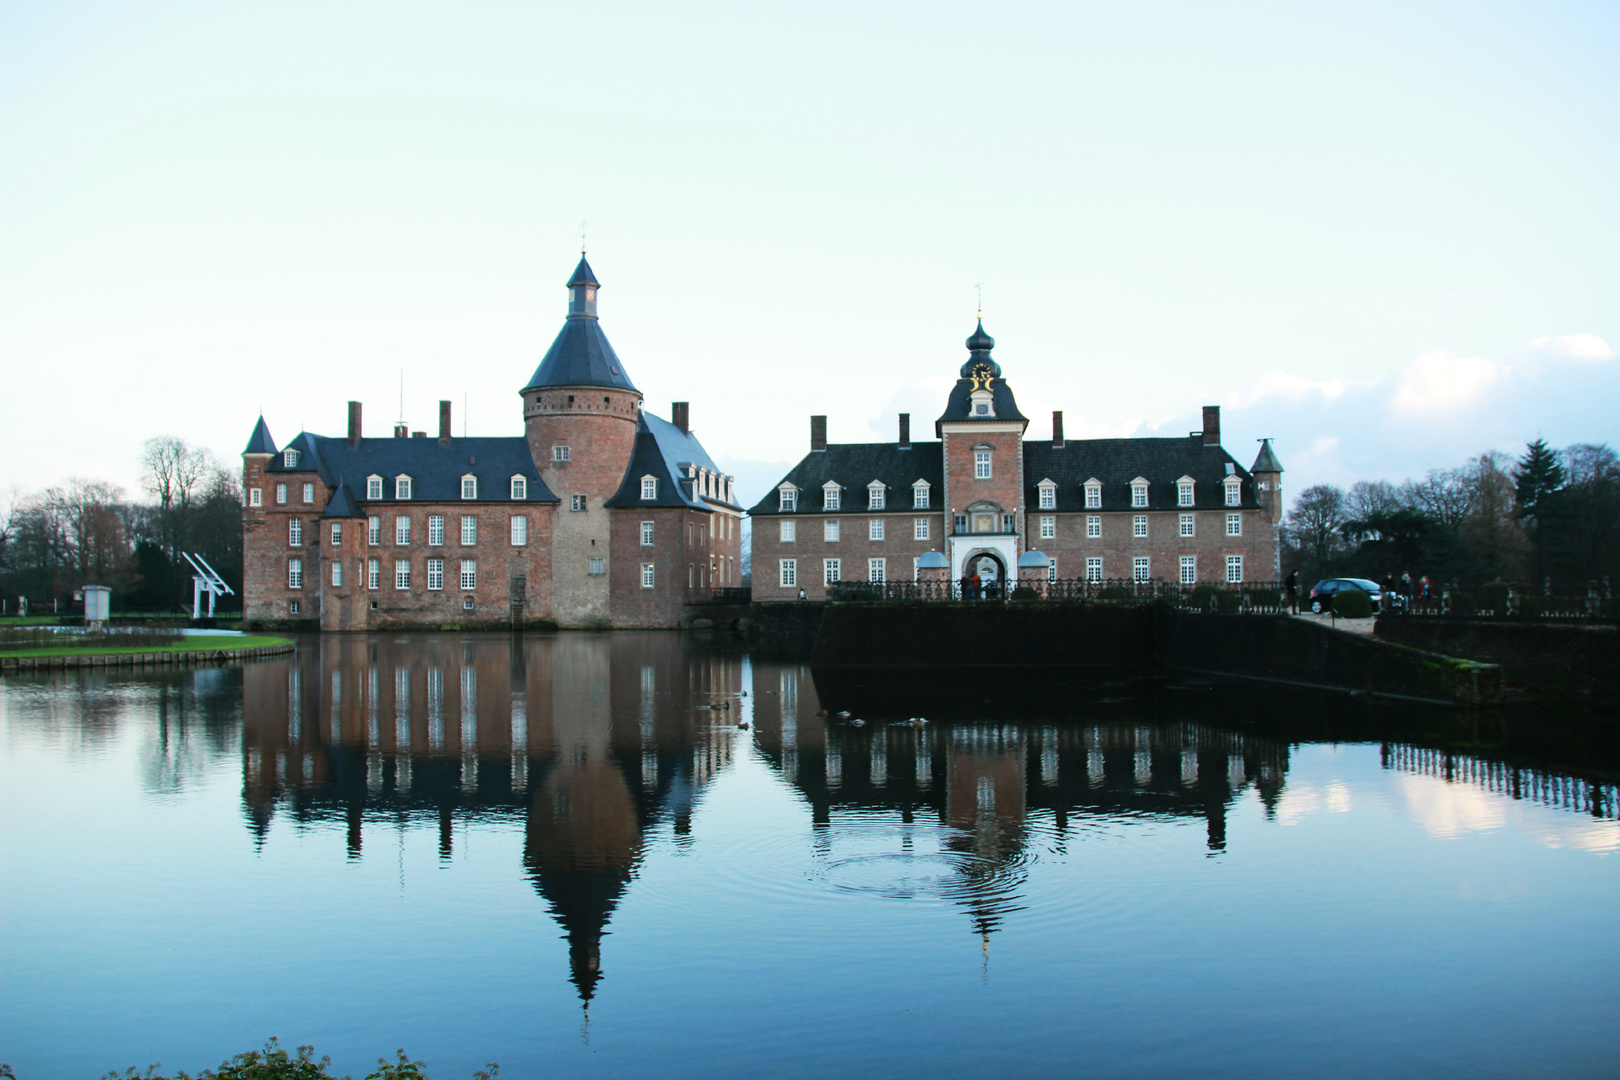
[1517,332,1616,364]
[1391,351,1499,413]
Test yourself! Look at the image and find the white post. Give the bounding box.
[193,577,204,619]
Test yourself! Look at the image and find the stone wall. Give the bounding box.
[1374,616,1618,707]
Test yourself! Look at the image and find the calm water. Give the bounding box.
[2,633,1617,1079]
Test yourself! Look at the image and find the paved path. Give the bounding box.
[1287,611,1378,636]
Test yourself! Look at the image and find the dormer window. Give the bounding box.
[1224,475,1243,506]
[641,476,658,500]
[367,475,383,500]
[913,480,930,509]
[778,484,798,512]
[1177,477,1195,507]
[1131,478,1149,508]
[461,475,477,500]
[396,475,413,500]
[283,449,300,468]
[1084,478,1102,509]
[510,475,527,500]
[868,482,886,510]
[1037,479,1057,510]
[823,483,842,511]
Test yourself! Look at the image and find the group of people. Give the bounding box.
[958,570,996,600]
[1282,570,1435,615]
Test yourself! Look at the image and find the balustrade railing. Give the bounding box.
[825,577,1287,611]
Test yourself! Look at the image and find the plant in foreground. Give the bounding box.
[98,1039,496,1080]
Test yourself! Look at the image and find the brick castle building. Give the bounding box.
[241,256,743,629]
[748,321,1283,598]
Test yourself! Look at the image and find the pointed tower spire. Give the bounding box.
[567,256,600,319]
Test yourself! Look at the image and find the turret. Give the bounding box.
[1251,439,1284,524]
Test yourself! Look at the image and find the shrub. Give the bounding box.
[1098,585,1133,601]
[1448,591,1476,616]
[1479,581,1511,615]
[1188,585,1217,611]
[1333,588,1374,619]
[98,1040,497,1080]
[1214,590,1241,613]
[1516,593,1543,618]
[1010,586,1037,601]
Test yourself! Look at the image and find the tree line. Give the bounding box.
[1283,440,1620,589]
[0,437,243,614]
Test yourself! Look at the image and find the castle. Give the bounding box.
[241,256,743,629]
[749,321,1283,597]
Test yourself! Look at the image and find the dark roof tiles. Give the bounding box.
[1023,438,1259,511]
[266,434,558,504]
[605,413,740,510]
[523,319,638,393]
[747,442,945,515]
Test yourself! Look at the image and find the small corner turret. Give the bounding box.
[567,254,600,320]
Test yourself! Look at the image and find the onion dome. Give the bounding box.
[959,319,1002,378]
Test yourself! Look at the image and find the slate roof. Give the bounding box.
[935,376,1028,428]
[523,258,637,393]
[1251,438,1285,473]
[1023,437,1260,512]
[244,416,277,455]
[320,483,366,519]
[605,413,742,511]
[567,255,599,287]
[264,433,558,504]
[747,442,945,515]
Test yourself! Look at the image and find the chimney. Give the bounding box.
[1052,410,1064,448]
[672,401,690,435]
[1202,405,1221,446]
[348,401,362,446]
[438,400,451,443]
[810,415,827,453]
[393,422,408,438]
[412,430,426,438]
[898,413,910,449]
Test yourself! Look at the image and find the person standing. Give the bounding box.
[1285,570,1300,615]
[969,570,982,600]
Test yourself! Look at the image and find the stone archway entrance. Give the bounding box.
[962,550,1007,599]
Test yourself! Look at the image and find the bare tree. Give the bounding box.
[1457,453,1526,578]
[1286,484,1349,566]
[142,436,218,557]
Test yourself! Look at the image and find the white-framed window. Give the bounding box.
[553,445,570,462]
[510,475,527,500]
[1226,555,1244,583]
[780,520,796,542]
[642,521,656,546]
[289,518,302,546]
[367,476,383,499]
[249,487,262,507]
[570,494,586,512]
[395,560,411,589]
[868,557,886,583]
[1225,477,1242,506]
[1040,515,1055,540]
[368,516,381,544]
[302,482,314,504]
[461,475,477,500]
[641,562,655,588]
[1180,555,1197,585]
[824,558,841,583]
[367,558,380,590]
[868,483,886,510]
[824,519,839,542]
[396,475,412,500]
[1177,479,1195,507]
[1085,557,1103,582]
[288,558,303,588]
[642,476,658,500]
[510,516,527,545]
[460,516,477,546]
[1180,513,1195,537]
[460,559,476,590]
[913,481,930,509]
[1131,480,1149,508]
[869,519,884,541]
[779,485,798,512]
[395,515,411,545]
[1133,515,1148,538]
[974,450,992,479]
[1038,482,1056,509]
[289,599,299,615]
[1087,515,1101,538]
[824,483,841,511]
[589,557,606,575]
[1002,513,1016,532]
[1226,513,1242,536]
[275,483,287,505]
[284,449,299,468]
[1084,480,1101,509]
[1133,556,1151,582]
[914,517,930,540]
[427,558,444,590]
[779,558,797,588]
[330,523,342,546]
[1048,557,1058,584]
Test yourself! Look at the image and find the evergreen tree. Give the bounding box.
[1513,439,1565,519]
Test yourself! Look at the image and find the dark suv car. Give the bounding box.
[1305,577,1384,615]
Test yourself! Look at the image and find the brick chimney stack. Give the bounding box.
[811,415,827,453]
[1052,410,1064,448]
[1202,405,1221,446]
[898,413,910,449]
[348,401,362,446]
[394,422,408,438]
[438,400,452,444]
[672,401,690,435]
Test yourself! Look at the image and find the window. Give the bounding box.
[1086,557,1103,582]
[289,600,299,615]
[1133,556,1151,582]
[974,451,992,479]
[510,516,527,545]
[1225,478,1242,506]
[953,513,967,533]
[1084,482,1101,509]
[367,559,380,590]
[779,486,797,512]
[396,476,412,500]
[427,515,443,546]
[461,475,477,500]
[275,483,287,505]
[460,516,477,546]
[330,523,342,546]
[330,561,342,588]
[1048,557,1058,584]
[824,558,841,583]
[589,557,606,575]
[641,477,658,500]
[510,476,527,500]
[1226,513,1242,536]
[367,476,383,499]
[288,558,303,588]
[1133,515,1148,538]
[284,449,299,468]
[914,518,930,540]
[1180,556,1197,585]
[868,484,886,510]
[1038,483,1056,509]
[1131,481,1149,508]
[779,559,797,588]
[1226,555,1244,583]
[642,521,656,546]
[868,558,886,583]
[427,557,444,590]
[289,518,303,546]
[1087,515,1101,538]
[249,488,262,507]
[780,520,796,542]
[1040,515,1055,539]
[1180,514,1195,537]
[1178,480,1195,507]
[824,519,839,542]
[913,482,930,509]
[395,516,411,545]
[395,560,411,589]
[302,483,314,504]
[368,516,381,544]
[824,485,841,511]
[553,445,570,462]
[641,562,655,588]
[570,494,586,512]
[1002,514,1016,532]
[460,560,476,590]
[463,597,475,610]
[869,519,884,541]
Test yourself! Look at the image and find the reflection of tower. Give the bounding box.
[945,725,1028,938]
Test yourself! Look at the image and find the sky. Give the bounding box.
[2,0,1617,511]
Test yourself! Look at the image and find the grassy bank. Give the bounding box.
[0,635,291,659]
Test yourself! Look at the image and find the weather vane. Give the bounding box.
[975,281,983,319]
[579,217,588,253]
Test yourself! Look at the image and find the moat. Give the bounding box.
[2,633,1617,1079]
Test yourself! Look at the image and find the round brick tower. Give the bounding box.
[522,255,643,625]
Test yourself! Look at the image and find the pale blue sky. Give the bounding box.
[3,1,1616,506]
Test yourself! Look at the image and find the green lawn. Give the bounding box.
[0,635,292,659]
